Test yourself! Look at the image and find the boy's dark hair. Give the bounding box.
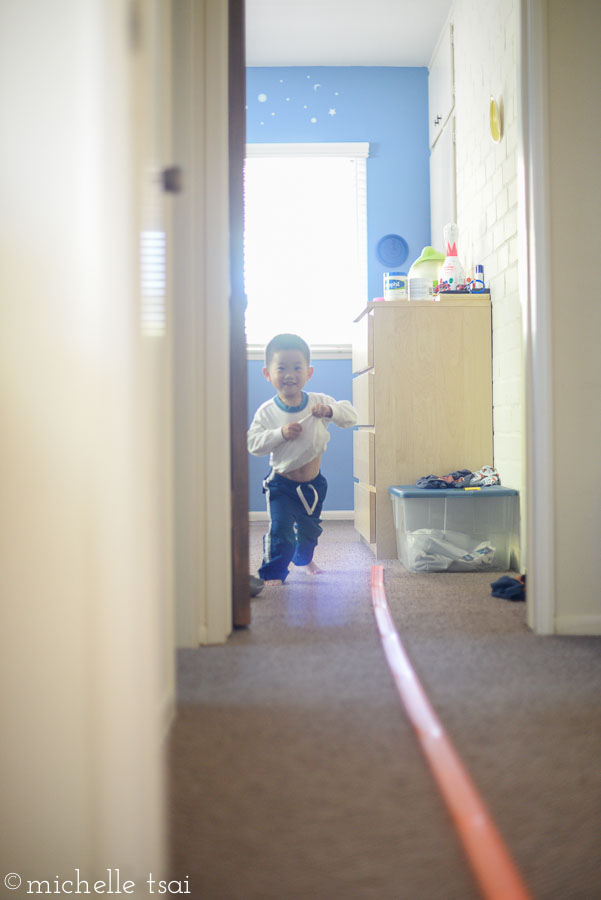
[265,333,310,366]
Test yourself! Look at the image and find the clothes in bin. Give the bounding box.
[388,485,518,572]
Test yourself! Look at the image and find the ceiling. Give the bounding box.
[245,0,453,68]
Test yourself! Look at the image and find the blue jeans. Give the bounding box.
[258,471,328,582]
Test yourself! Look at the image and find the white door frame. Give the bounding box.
[171,0,563,641]
[518,0,556,634]
[172,0,233,646]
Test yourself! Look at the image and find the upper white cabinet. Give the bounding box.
[428,20,454,149]
[430,114,456,250]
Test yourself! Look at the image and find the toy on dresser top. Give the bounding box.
[435,267,487,294]
[435,223,487,294]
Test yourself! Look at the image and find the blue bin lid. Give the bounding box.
[389,484,518,499]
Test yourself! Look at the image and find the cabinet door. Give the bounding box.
[353,429,375,484]
[352,312,373,375]
[352,371,374,426]
[430,116,456,249]
[428,21,454,149]
[354,483,376,544]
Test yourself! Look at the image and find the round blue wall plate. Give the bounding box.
[376,233,409,267]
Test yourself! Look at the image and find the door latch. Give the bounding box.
[160,166,183,194]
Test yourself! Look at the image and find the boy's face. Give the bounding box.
[263,349,313,406]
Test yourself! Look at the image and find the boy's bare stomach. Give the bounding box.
[281,454,322,483]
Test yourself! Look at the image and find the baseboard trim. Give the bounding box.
[249,510,354,522]
[554,615,601,636]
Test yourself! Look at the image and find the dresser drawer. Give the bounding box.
[352,371,374,426]
[354,482,376,544]
[353,429,375,484]
[352,312,373,374]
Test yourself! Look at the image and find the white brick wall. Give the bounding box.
[451,0,524,565]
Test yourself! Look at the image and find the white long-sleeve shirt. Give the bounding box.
[247,391,358,475]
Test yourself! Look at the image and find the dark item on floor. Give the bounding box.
[250,575,264,597]
[491,574,526,601]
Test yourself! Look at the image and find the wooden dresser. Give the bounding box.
[352,295,493,558]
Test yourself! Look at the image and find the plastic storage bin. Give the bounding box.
[388,485,518,573]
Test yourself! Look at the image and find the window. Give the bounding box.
[244,143,369,349]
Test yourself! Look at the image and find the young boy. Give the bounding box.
[248,333,358,585]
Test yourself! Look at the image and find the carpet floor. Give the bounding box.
[168,521,601,899]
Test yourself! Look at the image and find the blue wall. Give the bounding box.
[246,67,431,512]
[246,66,431,302]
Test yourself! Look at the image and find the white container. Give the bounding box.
[383,271,408,299]
[407,246,445,300]
[389,485,518,572]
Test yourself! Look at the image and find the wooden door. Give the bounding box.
[229,0,250,627]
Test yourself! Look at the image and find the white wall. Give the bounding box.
[452,0,524,567]
[1,0,170,881]
[547,0,601,632]
[451,0,601,631]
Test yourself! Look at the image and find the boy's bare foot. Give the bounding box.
[264,578,284,586]
[305,561,324,575]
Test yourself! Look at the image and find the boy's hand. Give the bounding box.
[311,404,333,419]
[281,422,302,441]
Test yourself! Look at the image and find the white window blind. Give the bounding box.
[244,143,369,350]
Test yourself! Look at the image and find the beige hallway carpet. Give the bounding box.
[169,521,601,899]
